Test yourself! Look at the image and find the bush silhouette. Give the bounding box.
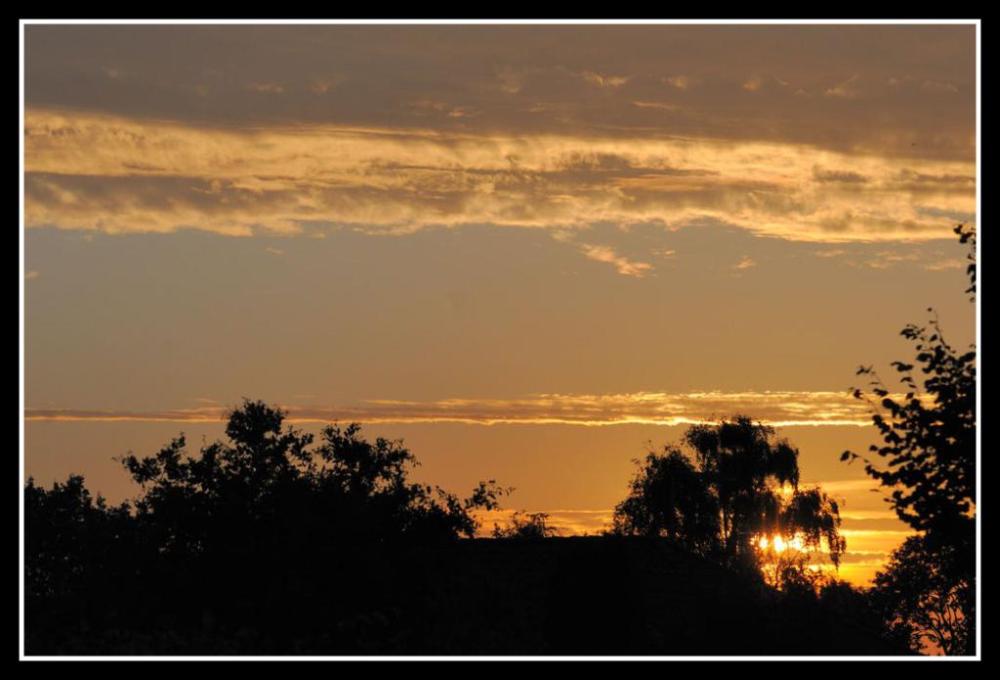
[492,511,557,540]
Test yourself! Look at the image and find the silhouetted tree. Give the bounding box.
[25,475,132,603]
[841,224,976,654]
[611,446,720,554]
[613,417,845,577]
[25,475,139,643]
[685,417,803,558]
[26,400,512,653]
[118,401,506,549]
[870,535,972,655]
[493,511,557,540]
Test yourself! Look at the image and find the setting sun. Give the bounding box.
[757,534,806,554]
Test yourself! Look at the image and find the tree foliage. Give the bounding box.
[26,400,509,653]
[870,535,973,655]
[842,224,975,545]
[25,402,912,655]
[613,416,845,578]
[117,400,507,549]
[25,475,134,603]
[842,224,976,655]
[611,446,721,554]
[493,511,558,540]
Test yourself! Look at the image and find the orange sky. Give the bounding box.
[23,22,977,587]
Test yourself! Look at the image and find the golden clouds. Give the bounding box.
[662,75,695,90]
[580,71,631,88]
[579,244,652,278]
[24,389,894,427]
[25,109,974,246]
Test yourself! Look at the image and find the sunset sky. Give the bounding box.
[23,22,977,585]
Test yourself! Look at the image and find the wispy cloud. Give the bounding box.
[813,167,869,184]
[25,109,974,245]
[806,479,885,494]
[825,74,861,99]
[24,389,896,427]
[579,244,653,278]
[921,79,959,94]
[812,249,846,258]
[494,66,524,94]
[924,258,966,271]
[25,25,975,164]
[859,250,922,270]
[662,75,694,90]
[580,70,630,88]
[630,100,681,112]
[308,77,343,95]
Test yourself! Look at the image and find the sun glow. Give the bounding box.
[757,534,806,554]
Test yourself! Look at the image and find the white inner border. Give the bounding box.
[19,16,982,662]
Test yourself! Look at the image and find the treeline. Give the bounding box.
[26,407,509,653]
[22,405,898,655]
